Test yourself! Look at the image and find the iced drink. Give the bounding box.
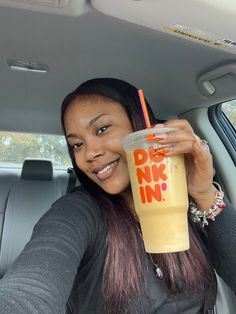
[123,128,189,253]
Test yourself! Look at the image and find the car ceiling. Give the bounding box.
[0,0,236,135]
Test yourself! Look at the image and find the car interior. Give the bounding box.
[0,0,235,291]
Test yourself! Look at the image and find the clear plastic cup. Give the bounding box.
[123,127,189,253]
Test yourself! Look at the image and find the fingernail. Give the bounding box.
[154,123,165,128]
[153,133,167,139]
[152,145,172,155]
[146,133,167,141]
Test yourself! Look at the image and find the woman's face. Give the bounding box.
[64,96,133,195]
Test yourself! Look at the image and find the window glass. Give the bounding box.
[0,131,71,169]
[221,100,236,130]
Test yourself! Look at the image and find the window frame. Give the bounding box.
[208,103,236,165]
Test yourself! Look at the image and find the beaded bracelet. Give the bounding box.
[189,182,226,228]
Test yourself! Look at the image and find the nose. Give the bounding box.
[85,138,104,162]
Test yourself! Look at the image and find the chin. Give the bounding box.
[101,181,130,196]
[102,187,123,195]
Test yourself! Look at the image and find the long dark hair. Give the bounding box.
[61,78,214,313]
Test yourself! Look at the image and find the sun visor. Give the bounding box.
[0,0,89,16]
[91,0,236,52]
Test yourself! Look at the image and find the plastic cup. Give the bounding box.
[123,127,189,253]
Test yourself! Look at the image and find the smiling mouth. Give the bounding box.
[94,159,119,180]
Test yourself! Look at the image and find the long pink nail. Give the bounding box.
[154,133,167,139]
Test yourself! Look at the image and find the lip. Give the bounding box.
[92,159,119,181]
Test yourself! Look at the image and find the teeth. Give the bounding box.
[97,165,111,174]
[97,161,117,175]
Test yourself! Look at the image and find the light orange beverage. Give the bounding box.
[123,128,189,253]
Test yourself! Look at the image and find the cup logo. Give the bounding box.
[134,147,168,203]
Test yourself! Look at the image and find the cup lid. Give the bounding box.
[123,127,178,150]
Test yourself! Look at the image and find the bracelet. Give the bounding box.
[189,182,226,228]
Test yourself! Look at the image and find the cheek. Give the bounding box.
[106,135,129,168]
[106,132,128,153]
[73,153,84,171]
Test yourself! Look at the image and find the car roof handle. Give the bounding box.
[197,62,236,97]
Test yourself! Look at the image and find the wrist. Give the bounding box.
[192,185,216,212]
[189,182,226,227]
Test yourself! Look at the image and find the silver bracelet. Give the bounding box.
[189,182,226,228]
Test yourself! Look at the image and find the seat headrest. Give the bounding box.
[21,159,53,181]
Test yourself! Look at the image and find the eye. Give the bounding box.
[70,142,83,152]
[97,125,111,135]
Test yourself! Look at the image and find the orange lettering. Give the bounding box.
[148,147,164,163]
[137,166,151,184]
[140,186,146,203]
[133,149,148,165]
[151,164,167,182]
[146,184,162,202]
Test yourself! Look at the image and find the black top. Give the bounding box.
[0,189,235,314]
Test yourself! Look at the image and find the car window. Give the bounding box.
[208,101,236,168]
[221,100,236,131]
[0,131,71,169]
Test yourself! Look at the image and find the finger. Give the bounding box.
[156,129,195,144]
[164,139,212,160]
[187,140,213,181]
[158,119,194,132]
[191,139,213,169]
[164,141,193,156]
[191,141,214,185]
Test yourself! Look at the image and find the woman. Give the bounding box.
[0,78,235,313]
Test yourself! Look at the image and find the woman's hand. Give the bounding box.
[154,119,216,210]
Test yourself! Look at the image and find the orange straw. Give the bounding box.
[138,89,151,128]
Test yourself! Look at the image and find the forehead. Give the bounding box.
[65,95,127,118]
[63,95,130,134]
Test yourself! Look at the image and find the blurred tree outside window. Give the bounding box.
[0,132,71,168]
[222,99,236,130]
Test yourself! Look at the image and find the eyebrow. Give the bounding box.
[66,113,108,139]
[88,113,107,128]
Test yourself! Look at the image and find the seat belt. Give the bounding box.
[66,168,77,193]
[65,299,73,314]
